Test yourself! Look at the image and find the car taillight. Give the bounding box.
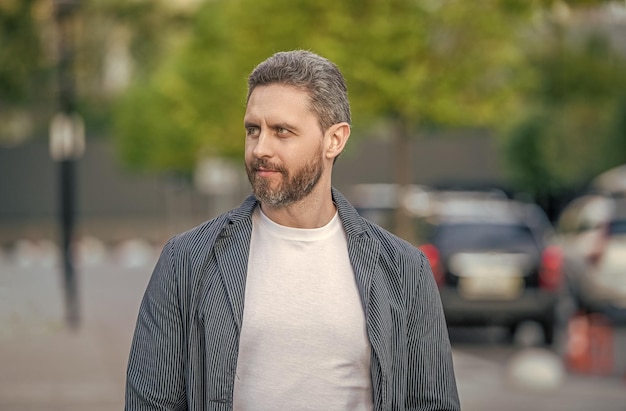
[419,244,444,286]
[539,245,563,291]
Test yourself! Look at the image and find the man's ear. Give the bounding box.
[325,122,350,161]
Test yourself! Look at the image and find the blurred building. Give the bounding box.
[0,133,505,247]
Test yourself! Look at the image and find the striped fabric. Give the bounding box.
[125,188,460,411]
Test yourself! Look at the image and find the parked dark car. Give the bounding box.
[415,193,567,345]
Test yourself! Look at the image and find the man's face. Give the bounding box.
[244,84,326,208]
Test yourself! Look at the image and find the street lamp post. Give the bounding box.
[50,0,83,330]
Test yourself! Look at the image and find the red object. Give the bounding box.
[566,313,614,375]
[539,245,563,291]
[419,244,444,286]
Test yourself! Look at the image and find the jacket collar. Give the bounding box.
[332,187,372,239]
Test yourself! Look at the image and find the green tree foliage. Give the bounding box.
[0,0,54,144]
[112,0,543,240]
[605,96,626,167]
[0,0,190,144]
[327,0,532,128]
[0,0,43,102]
[76,0,194,135]
[113,0,533,173]
[504,10,626,201]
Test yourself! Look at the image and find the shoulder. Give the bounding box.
[333,188,427,271]
[361,218,426,267]
[164,195,257,258]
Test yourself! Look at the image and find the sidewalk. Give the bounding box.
[0,324,123,411]
[0,249,154,411]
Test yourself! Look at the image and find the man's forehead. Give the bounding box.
[245,85,314,118]
[248,83,309,101]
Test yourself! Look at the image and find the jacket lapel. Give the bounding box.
[333,189,390,385]
[214,196,256,332]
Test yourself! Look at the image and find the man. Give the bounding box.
[126,50,460,410]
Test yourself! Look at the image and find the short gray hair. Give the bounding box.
[247,50,351,131]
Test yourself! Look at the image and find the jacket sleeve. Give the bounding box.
[406,251,461,411]
[125,238,188,410]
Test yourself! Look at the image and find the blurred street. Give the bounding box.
[2,1,626,410]
[0,244,625,411]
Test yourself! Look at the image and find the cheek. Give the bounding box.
[244,141,255,159]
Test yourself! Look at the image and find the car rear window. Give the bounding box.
[432,223,540,254]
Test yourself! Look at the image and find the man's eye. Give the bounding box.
[277,127,289,135]
[246,127,259,136]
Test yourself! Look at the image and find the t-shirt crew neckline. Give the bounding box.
[255,206,341,241]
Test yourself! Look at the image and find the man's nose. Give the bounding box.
[252,130,273,158]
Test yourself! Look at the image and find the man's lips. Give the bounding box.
[255,168,281,177]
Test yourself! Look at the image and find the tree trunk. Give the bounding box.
[392,118,416,245]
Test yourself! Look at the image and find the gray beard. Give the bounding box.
[246,156,323,208]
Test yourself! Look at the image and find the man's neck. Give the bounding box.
[260,188,336,229]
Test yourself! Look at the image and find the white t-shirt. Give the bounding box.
[233,207,373,411]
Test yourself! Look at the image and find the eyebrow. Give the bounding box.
[243,121,299,132]
[272,122,298,131]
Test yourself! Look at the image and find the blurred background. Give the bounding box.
[1,0,626,410]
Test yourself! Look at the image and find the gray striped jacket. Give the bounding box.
[126,188,460,410]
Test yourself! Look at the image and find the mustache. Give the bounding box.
[250,159,286,174]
